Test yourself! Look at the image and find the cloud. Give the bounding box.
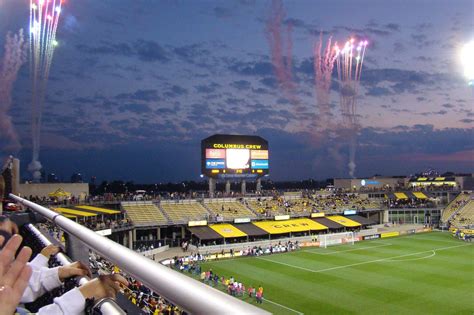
[76,39,168,62]
[393,42,405,53]
[361,68,452,94]
[259,77,277,88]
[173,44,212,66]
[230,80,252,90]
[135,40,168,62]
[115,89,160,102]
[365,86,391,97]
[384,23,400,31]
[119,103,152,114]
[414,56,432,62]
[164,85,188,98]
[334,25,392,37]
[460,119,474,124]
[195,82,221,93]
[359,125,474,156]
[229,60,274,76]
[76,42,134,57]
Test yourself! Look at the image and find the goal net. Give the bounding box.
[319,232,355,248]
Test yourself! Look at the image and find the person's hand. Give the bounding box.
[40,244,60,258]
[58,261,91,281]
[79,274,128,300]
[0,235,33,315]
[0,219,19,235]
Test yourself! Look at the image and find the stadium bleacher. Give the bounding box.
[247,198,285,216]
[308,194,380,213]
[205,201,257,220]
[159,201,210,223]
[450,200,474,228]
[121,201,168,226]
[441,192,471,223]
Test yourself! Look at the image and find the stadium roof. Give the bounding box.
[326,215,361,227]
[312,217,345,229]
[210,224,247,238]
[188,226,222,240]
[345,215,376,226]
[409,177,456,182]
[386,191,431,200]
[233,223,268,236]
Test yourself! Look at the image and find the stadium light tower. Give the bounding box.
[461,40,474,87]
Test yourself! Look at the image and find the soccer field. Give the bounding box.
[199,232,473,315]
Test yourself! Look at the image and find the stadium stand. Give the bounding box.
[121,201,168,226]
[159,201,210,223]
[247,198,285,216]
[308,193,380,213]
[450,200,474,228]
[204,200,257,220]
[282,198,314,214]
[441,192,471,223]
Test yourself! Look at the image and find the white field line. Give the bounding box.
[257,243,471,274]
[304,243,393,255]
[384,250,436,262]
[263,297,304,315]
[400,236,463,244]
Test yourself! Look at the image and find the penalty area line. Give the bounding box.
[258,243,471,274]
[304,243,392,255]
[263,297,304,315]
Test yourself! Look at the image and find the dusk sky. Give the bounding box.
[0,0,473,183]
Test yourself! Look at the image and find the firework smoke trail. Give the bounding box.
[335,38,368,177]
[265,0,299,108]
[28,0,63,181]
[314,33,337,131]
[0,30,27,153]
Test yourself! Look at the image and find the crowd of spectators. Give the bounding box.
[82,218,132,231]
[384,198,435,209]
[35,244,168,313]
[90,252,184,315]
[251,193,380,217]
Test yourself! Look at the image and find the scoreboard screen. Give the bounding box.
[201,134,269,178]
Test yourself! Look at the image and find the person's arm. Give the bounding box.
[29,245,61,268]
[36,287,86,315]
[36,274,128,315]
[21,261,91,303]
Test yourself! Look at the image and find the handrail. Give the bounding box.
[11,194,269,315]
[25,224,126,315]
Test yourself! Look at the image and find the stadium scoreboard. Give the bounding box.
[201,134,269,178]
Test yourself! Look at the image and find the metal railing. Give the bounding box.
[11,194,269,315]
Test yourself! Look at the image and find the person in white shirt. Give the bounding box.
[0,221,128,315]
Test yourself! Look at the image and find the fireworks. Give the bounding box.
[314,33,337,130]
[265,0,299,108]
[28,0,63,181]
[335,38,369,177]
[0,30,27,153]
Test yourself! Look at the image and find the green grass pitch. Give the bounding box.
[198,232,473,314]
